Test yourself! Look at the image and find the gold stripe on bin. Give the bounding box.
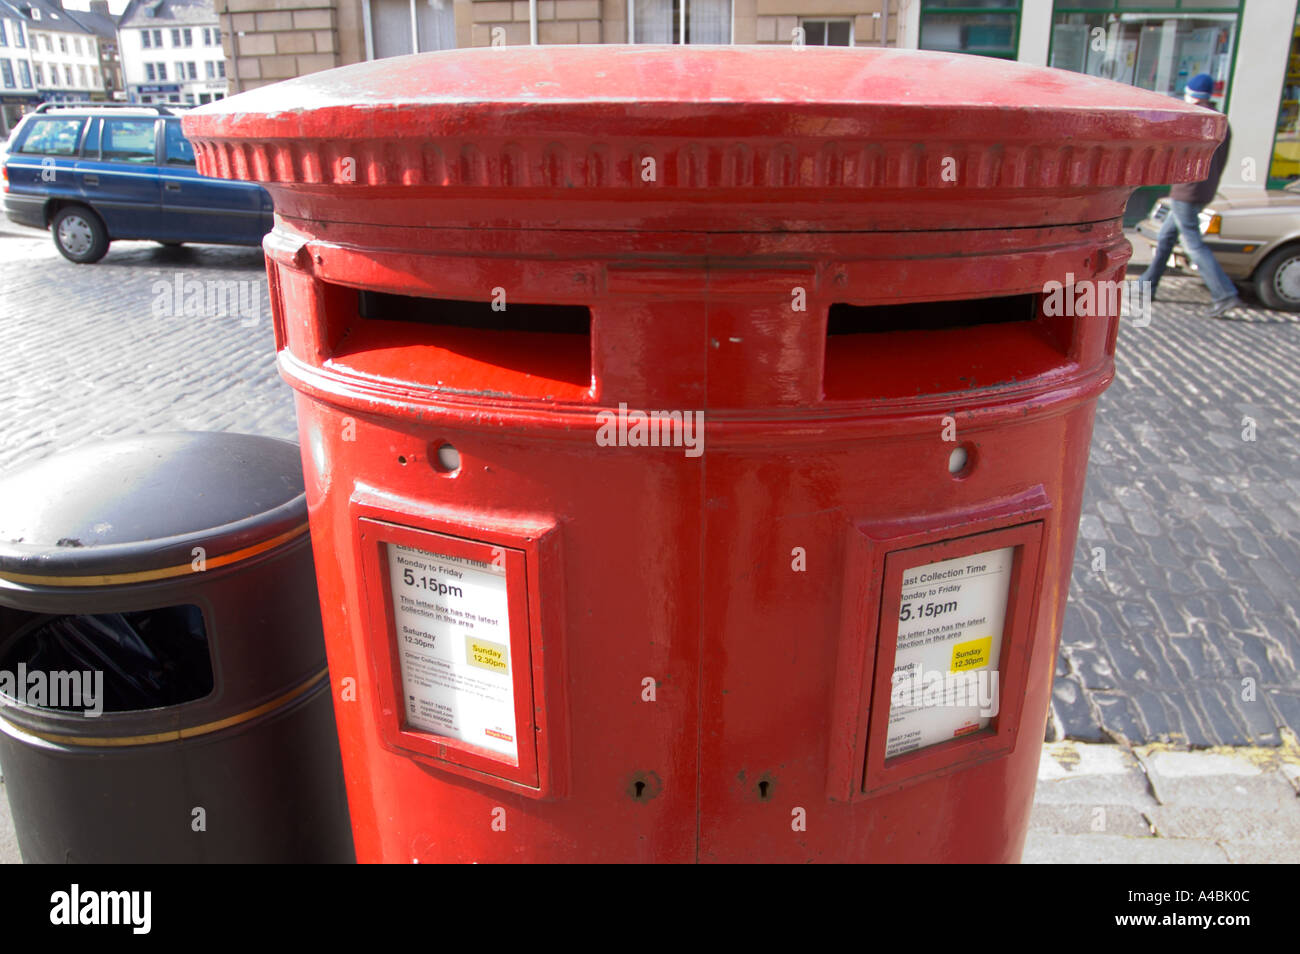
[0,667,329,747]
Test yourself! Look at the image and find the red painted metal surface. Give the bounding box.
[185,46,1222,863]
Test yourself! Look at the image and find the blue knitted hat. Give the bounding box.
[1186,73,1215,99]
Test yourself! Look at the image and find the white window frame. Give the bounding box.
[363,0,464,60]
[627,0,735,44]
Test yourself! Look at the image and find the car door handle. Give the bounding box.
[83,174,98,186]
[164,182,181,192]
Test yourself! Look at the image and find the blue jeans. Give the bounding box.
[1140,199,1238,302]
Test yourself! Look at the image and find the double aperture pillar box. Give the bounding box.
[184,47,1222,863]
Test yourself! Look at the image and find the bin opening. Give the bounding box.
[0,605,213,714]
[823,292,1074,401]
[322,284,593,399]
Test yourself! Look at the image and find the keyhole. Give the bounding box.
[626,771,661,800]
[757,780,771,800]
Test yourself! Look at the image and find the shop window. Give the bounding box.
[370,0,455,59]
[633,0,732,44]
[1270,13,1300,188]
[1049,7,1235,101]
[802,19,853,46]
[922,0,1020,59]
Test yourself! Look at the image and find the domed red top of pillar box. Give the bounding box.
[184,45,1223,236]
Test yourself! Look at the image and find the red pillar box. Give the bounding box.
[185,47,1221,863]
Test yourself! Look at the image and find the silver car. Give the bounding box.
[1137,185,1300,311]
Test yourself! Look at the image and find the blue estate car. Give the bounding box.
[2,103,273,264]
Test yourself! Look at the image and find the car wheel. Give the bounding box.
[1254,244,1300,312]
[51,206,109,264]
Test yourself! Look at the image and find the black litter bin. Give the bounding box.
[0,432,354,863]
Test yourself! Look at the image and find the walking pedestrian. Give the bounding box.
[1139,72,1241,318]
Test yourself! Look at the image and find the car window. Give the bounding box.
[102,118,158,165]
[16,118,84,156]
[163,121,195,166]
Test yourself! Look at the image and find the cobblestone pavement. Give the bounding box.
[1053,270,1300,748]
[0,227,1297,748]
[0,229,296,473]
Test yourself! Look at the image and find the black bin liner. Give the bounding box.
[0,606,213,713]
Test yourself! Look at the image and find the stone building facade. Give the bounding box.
[216,0,899,94]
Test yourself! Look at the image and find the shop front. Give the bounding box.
[1049,1,1242,223]
[0,93,39,138]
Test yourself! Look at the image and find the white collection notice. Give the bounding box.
[885,546,1014,760]
[386,542,517,761]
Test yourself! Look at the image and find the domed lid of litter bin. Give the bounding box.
[183,45,1225,232]
[0,433,307,586]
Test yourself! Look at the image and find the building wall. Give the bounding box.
[29,25,101,97]
[752,1,897,47]
[0,17,37,103]
[467,0,604,48]
[92,36,121,96]
[219,0,902,92]
[1223,0,1297,192]
[458,0,898,48]
[1016,0,1050,67]
[121,21,228,104]
[214,0,340,92]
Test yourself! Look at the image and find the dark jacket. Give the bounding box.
[1172,104,1230,205]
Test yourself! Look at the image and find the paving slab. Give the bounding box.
[1022,832,1230,864]
[1144,804,1300,843]
[1135,746,1300,809]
